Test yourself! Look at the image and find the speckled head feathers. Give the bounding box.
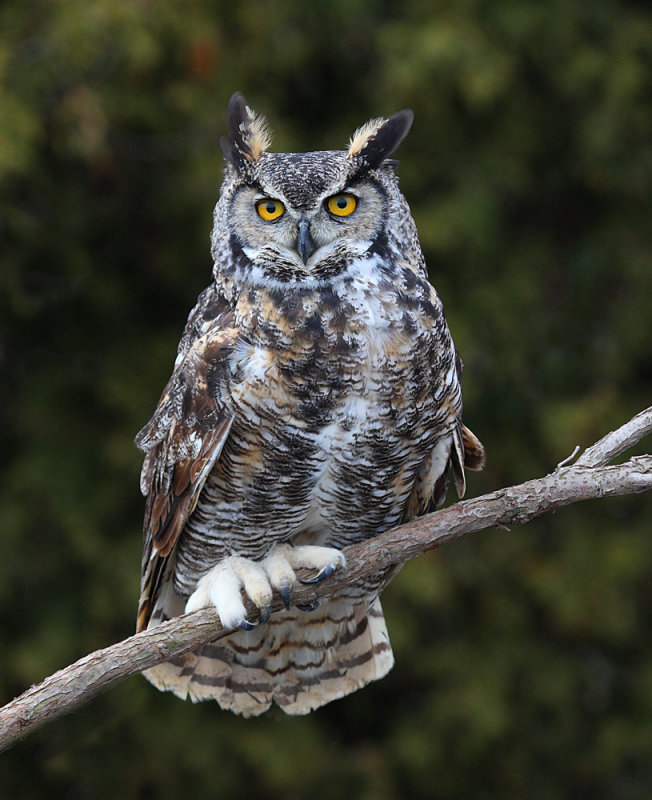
[210,93,424,286]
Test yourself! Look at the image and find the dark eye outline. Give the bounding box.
[325,193,358,218]
[256,198,285,222]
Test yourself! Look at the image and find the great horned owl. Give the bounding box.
[135,93,484,716]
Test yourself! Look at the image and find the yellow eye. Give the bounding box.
[256,199,285,221]
[327,193,357,217]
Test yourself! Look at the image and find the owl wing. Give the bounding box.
[405,349,485,521]
[449,346,486,494]
[135,293,239,632]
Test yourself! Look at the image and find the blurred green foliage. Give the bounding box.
[1,0,651,797]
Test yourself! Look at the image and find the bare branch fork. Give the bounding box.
[1,408,651,754]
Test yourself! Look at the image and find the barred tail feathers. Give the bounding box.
[143,596,394,716]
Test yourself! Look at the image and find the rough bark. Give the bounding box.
[1,407,650,753]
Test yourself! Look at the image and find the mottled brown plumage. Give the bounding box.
[136,93,484,715]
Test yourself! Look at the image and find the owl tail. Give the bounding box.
[143,595,394,716]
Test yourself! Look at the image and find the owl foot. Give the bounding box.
[262,543,346,609]
[184,545,346,629]
[185,556,272,631]
[300,563,338,585]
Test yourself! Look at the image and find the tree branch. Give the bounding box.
[574,406,652,467]
[1,408,650,753]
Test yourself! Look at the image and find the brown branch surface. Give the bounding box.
[1,408,650,753]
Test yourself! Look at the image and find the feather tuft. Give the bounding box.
[242,105,272,160]
[347,118,386,157]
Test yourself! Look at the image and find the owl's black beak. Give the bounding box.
[296,216,315,264]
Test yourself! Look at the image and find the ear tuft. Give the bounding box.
[222,92,272,173]
[347,117,386,157]
[347,109,413,175]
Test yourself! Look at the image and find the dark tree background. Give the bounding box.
[1,1,651,797]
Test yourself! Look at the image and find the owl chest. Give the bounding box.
[230,290,438,439]
[217,294,443,531]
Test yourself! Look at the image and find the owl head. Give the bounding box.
[211,93,415,287]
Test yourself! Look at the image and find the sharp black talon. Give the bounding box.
[259,605,271,624]
[300,564,336,586]
[297,600,320,612]
[238,619,256,631]
[280,585,292,611]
